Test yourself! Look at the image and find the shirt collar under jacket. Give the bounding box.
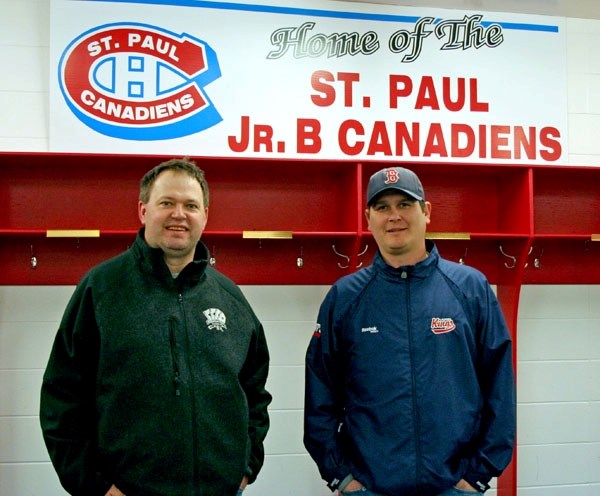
[133,227,210,287]
[373,239,438,280]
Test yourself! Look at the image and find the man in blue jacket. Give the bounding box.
[304,167,516,495]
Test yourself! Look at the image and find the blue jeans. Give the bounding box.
[236,489,244,496]
[439,488,479,495]
[341,488,478,496]
[341,489,381,496]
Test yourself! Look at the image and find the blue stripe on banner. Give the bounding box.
[480,20,558,32]
[79,0,560,32]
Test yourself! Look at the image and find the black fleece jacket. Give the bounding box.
[40,230,271,496]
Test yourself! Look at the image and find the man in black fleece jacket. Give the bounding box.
[40,158,271,496]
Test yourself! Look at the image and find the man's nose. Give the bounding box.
[389,208,403,220]
[172,204,185,217]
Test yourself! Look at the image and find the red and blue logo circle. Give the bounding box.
[58,22,222,140]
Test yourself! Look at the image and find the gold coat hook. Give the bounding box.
[356,244,369,268]
[499,245,517,269]
[525,246,543,269]
[30,244,38,269]
[524,246,534,268]
[332,244,350,269]
[297,246,304,269]
[534,248,544,269]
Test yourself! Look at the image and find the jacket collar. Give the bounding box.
[132,228,209,286]
[373,239,438,280]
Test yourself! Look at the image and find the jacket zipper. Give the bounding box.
[168,319,181,396]
[177,291,201,496]
[405,271,423,495]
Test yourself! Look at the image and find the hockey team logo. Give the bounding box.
[430,317,456,334]
[58,22,222,140]
[203,308,227,332]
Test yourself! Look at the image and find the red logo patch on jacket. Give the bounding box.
[312,323,321,338]
[430,317,456,334]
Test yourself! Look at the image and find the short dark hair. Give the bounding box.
[139,157,209,208]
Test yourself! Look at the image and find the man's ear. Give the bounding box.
[202,207,209,229]
[138,201,146,224]
[424,201,432,224]
[364,207,372,231]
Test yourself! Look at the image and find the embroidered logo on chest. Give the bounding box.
[203,308,227,332]
[430,317,456,334]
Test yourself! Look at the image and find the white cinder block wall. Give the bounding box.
[517,286,600,495]
[1,1,600,495]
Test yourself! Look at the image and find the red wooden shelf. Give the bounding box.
[2,152,599,286]
[3,152,599,496]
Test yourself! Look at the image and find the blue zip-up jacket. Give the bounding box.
[304,242,515,495]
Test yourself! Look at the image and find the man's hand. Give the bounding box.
[239,475,249,490]
[340,479,365,493]
[454,479,478,492]
[105,485,126,496]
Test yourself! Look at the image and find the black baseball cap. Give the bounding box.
[366,167,425,205]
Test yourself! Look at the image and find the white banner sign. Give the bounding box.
[49,0,568,163]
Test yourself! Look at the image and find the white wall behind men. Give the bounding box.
[0,1,599,495]
[1,284,600,495]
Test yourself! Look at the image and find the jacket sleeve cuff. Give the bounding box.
[337,474,355,492]
[327,473,354,492]
[244,466,255,484]
[462,472,491,493]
